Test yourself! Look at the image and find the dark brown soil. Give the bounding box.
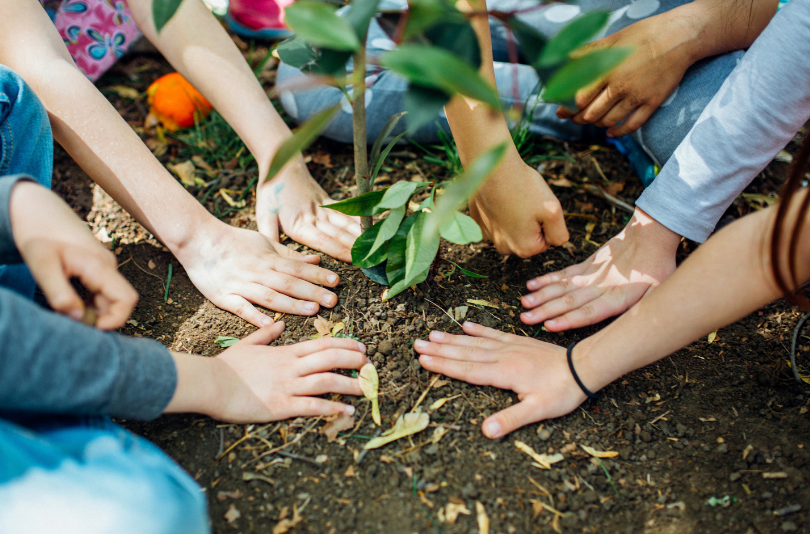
[51,47,810,534]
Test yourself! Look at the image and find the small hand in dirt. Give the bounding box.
[414,322,586,438]
[211,322,367,422]
[9,181,138,329]
[257,166,361,264]
[521,208,680,331]
[469,161,568,258]
[178,218,342,326]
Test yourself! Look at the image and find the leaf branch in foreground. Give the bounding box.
[265,105,340,182]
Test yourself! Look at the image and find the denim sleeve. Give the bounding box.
[636,0,810,242]
[0,175,34,264]
[0,288,178,421]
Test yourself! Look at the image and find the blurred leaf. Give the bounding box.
[369,112,406,176]
[345,0,381,41]
[285,2,361,51]
[352,218,389,268]
[387,263,430,300]
[405,211,440,283]
[276,36,317,68]
[378,180,423,210]
[542,47,633,104]
[364,412,430,449]
[384,215,417,288]
[447,260,487,278]
[508,17,548,69]
[359,363,381,426]
[380,45,500,109]
[167,160,197,187]
[425,143,507,240]
[404,84,450,133]
[403,0,463,39]
[215,336,239,347]
[367,205,406,259]
[325,189,386,216]
[153,0,183,33]
[538,11,609,67]
[266,105,340,182]
[310,48,352,76]
[372,132,407,181]
[425,21,480,69]
[580,444,619,459]
[440,211,482,245]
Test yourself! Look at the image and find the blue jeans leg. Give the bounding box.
[0,414,210,534]
[0,65,54,299]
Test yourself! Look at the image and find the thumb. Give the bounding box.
[481,399,541,439]
[543,209,570,247]
[241,321,285,345]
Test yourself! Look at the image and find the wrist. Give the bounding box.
[164,351,222,416]
[625,207,682,254]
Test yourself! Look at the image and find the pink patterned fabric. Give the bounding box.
[42,0,142,82]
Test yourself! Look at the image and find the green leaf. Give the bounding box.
[345,0,382,41]
[371,132,407,182]
[352,219,389,268]
[418,188,435,212]
[367,205,406,259]
[439,211,482,245]
[266,105,340,182]
[310,48,352,76]
[369,112,406,176]
[387,264,430,301]
[403,0,463,40]
[405,211,440,283]
[285,2,361,51]
[508,17,548,69]
[447,260,488,278]
[542,47,633,104]
[404,84,451,133]
[425,21,481,69]
[377,181,423,210]
[538,11,609,67]
[324,189,385,216]
[276,36,316,68]
[153,0,184,33]
[424,142,507,240]
[215,336,240,348]
[380,45,500,109]
[384,214,417,288]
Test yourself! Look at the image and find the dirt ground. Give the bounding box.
[52,43,810,534]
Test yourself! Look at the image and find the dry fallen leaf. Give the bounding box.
[272,504,303,534]
[320,413,355,442]
[364,412,430,449]
[379,454,395,464]
[107,85,140,99]
[224,504,241,525]
[191,155,214,171]
[147,260,156,269]
[430,394,460,411]
[313,317,332,336]
[451,306,469,321]
[331,322,345,336]
[217,490,243,502]
[344,465,356,477]
[476,501,489,534]
[515,440,564,469]
[548,176,574,187]
[167,160,197,187]
[430,425,450,444]
[219,189,246,208]
[580,444,619,459]
[359,363,381,426]
[467,299,500,309]
[707,330,718,344]
[444,502,471,524]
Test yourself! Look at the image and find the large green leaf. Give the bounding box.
[345,0,382,41]
[405,211,440,283]
[276,36,316,68]
[266,105,339,182]
[542,47,633,104]
[352,219,389,268]
[285,2,361,51]
[440,211,482,245]
[508,17,548,69]
[402,0,462,40]
[425,21,481,69]
[377,181,423,211]
[424,142,507,239]
[324,189,385,216]
[404,84,451,133]
[310,49,352,76]
[153,0,183,33]
[367,205,406,259]
[369,112,406,176]
[538,11,609,67]
[386,263,430,301]
[380,45,500,109]
[384,215,418,290]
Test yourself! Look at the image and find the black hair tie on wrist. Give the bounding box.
[567,341,600,400]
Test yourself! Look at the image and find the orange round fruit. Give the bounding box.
[146,73,212,131]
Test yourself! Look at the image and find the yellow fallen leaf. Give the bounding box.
[444,502,471,524]
[331,322,345,336]
[219,189,246,208]
[476,501,489,534]
[580,444,619,459]
[191,155,214,171]
[168,160,197,187]
[272,503,303,534]
[359,363,381,426]
[515,440,564,469]
[429,394,460,411]
[451,306,468,321]
[320,413,355,443]
[107,85,140,100]
[364,412,429,449]
[707,330,717,344]
[313,317,332,336]
[467,299,499,309]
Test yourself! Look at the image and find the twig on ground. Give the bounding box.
[411,374,441,412]
[584,184,634,214]
[424,298,462,329]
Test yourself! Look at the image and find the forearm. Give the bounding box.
[164,351,222,416]
[576,197,809,392]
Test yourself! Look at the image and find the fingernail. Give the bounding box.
[358,343,366,353]
[261,316,273,326]
[305,302,318,313]
[523,295,535,306]
[420,355,432,362]
[322,294,337,307]
[484,420,502,438]
[327,274,338,284]
[546,319,557,327]
[69,309,83,321]
[345,405,356,416]
[431,331,444,340]
[527,279,539,290]
[463,321,473,328]
[414,339,427,349]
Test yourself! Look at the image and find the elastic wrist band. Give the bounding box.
[567,341,600,400]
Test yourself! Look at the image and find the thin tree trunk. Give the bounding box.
[352,48,372,231]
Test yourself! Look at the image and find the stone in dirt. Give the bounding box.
[378,340,395,355]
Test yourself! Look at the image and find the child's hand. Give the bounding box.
[9,181,138,329]
[468,161,568,257]
[168,322,368,423]
[414,322,586,439]
[257,168,361,264]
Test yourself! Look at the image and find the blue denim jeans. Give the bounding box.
[277,0,743,178]
[0,65,53,299]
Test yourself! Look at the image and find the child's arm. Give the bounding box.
[126,0,360,264]
[414,195,810,438]
[443,0,569,259]
[0,0,341,327]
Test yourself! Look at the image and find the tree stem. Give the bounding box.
[352,48,372,231]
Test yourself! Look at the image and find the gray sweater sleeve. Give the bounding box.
[0,175,33,264]
[636,0,810,243]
